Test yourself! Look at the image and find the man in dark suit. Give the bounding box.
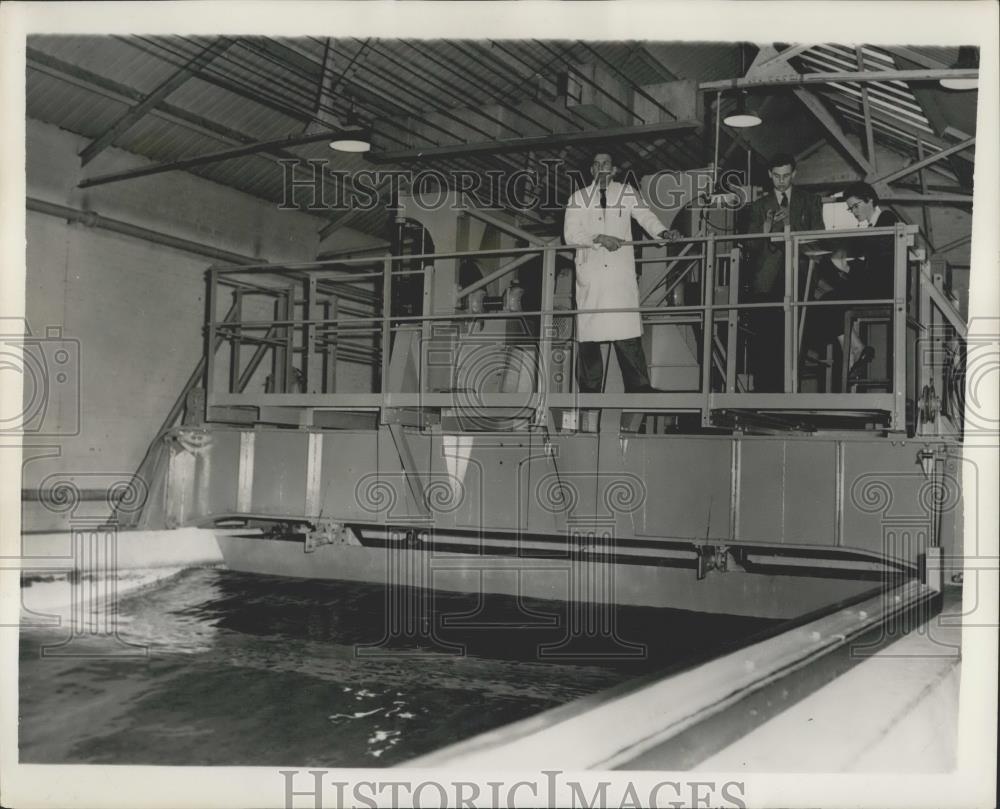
[741,153,825,392]
[840,181,900,301]
[809,181,900,386]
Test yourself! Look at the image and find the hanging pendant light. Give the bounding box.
[939,46,979,90]
[723,43,761,128]
[329,136,371,153]
[723,94,762,128]
[329,97,372,152]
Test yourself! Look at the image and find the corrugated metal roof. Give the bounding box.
[168,76,304,140]
[26,70,130,137]
[28,35,181,95]
[25,36,974,243]
[798,44,936,134]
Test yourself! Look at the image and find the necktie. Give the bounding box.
[600,188,607,210]
[778,192,787,209]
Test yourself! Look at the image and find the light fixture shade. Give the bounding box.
[723,112,762,128]
[940,46,979,90]
[939,77,978,91]
[330,138,371,153]
[723,93,761,128]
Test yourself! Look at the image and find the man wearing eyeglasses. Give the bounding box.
[564,151,680,393]
[809,182,900,384]
[841,181,899,301]
[742,153,825,392]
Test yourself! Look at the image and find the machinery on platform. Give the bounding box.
[121,182,968,620]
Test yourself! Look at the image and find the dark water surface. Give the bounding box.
[20,567,781,766]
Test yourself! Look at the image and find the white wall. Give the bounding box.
[21,118,382,529]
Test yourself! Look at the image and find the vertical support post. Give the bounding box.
[324,297,338,394]
[271,292,287,392]
[729,436,741,540]
[917,261,934,431]
[421,261,435,394]
[917,140,934,250]
[835,440,845,547]
[236,430,255,514]
[538,246,556,413]
[205,268,218,406]
[381,255,392,395]
[304,431,323,517]
[304,275,324,393]
[700,235,716,426]
[228,289,243,394]
[284,285,296,392]
[892,228,910,430]
[726,246,739,392]
[784,232,797,393]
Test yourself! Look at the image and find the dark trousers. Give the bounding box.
[577,338,651,393]
[746,305,785,393]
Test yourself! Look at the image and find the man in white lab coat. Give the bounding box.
[564,152,679,392]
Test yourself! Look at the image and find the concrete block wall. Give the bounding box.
[20,118,383,530]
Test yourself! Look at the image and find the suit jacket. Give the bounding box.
[842,208,900,303]
[743,188,824,298]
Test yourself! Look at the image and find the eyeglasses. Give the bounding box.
[846,200,864,213]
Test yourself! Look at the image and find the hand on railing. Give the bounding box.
[593,234,624,251]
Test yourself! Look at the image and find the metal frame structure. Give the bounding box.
[113,220,968,619]
[202,224,929,435]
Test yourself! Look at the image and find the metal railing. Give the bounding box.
[202,222,957,432]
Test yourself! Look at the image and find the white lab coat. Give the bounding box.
[564,180,667,342]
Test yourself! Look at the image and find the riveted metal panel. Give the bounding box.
[737,439,786,544]
[318,431,381,522]
[201,427,243,516]
[250,429,309,515]
[782,440,839,546]
[452,433,535,531]
[841,440,961,566]
[629,437,732,541]
[523,433,600,536]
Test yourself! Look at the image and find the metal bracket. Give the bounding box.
[304,519,355,553]
[696,544,731,580]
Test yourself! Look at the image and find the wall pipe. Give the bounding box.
[27,197,265,266]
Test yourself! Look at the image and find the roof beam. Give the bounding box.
[856,48,878,171]
[79,38,234,166]
[793,88,875,177]
[916,140,935,250]
[794,137,828,164]
[870,137,975,186]
[29,48,360,227]
[28,48,256,148]
[832,95,974,167]
[699,67,977,91]
[878,191,973,204]
[884,46,951,71]
[367,118,700,163]
[77,128,365,188]
[933,233,971,255]
[755,43,816,70]
[114,36,313,125]
[317,175,394,240]
[312,38,341,127]
[463,203,555,247]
